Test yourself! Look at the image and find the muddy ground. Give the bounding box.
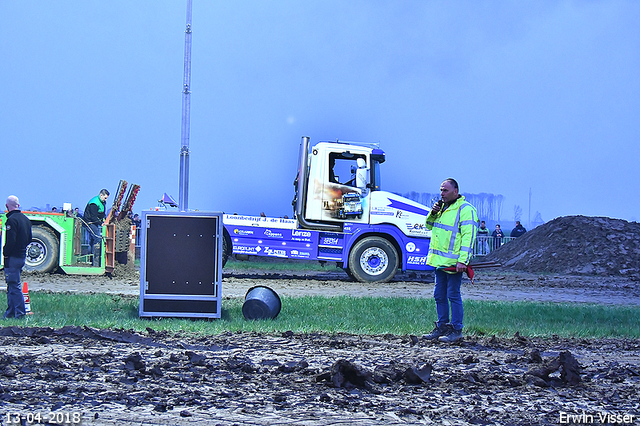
[1,326,639,426]
[2,215,640,425]
[2,266,639,425]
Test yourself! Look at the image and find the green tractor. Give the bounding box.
[0,181,140,275]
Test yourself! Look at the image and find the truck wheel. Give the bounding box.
[25,226,59,273]
[222,228,231,268]
[348,237,398,283]
[343,267,356,281]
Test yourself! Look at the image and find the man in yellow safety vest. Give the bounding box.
[423,178,478,343]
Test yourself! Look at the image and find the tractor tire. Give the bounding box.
[25,226,59,273]
[347,236,399,283]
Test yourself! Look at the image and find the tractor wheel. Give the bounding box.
[347,236,398,283]
[25,226,59,273]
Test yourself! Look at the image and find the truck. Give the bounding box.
[336,192,363,220]
[221,136,434,283]
[0,181,140,275]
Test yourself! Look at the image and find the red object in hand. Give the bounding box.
[443,265,475,284]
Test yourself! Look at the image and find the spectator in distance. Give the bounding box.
[511,221,527,238]
[492,224,504,250]
[477,220,490,255]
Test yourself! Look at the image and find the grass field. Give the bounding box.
[5,291,639,339]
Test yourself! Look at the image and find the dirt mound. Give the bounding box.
[484,216,640,279]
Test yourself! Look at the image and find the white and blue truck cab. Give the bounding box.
[222,136,434,283]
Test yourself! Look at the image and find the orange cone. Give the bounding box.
[22,282,33,315]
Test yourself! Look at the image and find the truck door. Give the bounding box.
[306,148,370,223]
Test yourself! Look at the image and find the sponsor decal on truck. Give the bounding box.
[233,245,262,255]
[290,249,311,259]
[263,229,284,238]
[263,247,287,257]
[371,206,394,216]
[405,222,430,237]
[321,237,340,246]
[407,255,428,266]
[291,229,312,242]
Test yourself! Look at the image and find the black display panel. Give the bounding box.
[139,211,223,319]
[145,215,218,295]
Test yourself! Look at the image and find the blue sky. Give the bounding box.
[1,1,638,225]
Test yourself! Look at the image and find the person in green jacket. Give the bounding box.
[423,178,478,343]
[83,189,110,266]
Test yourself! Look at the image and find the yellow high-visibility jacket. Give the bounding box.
[425,196,478,268]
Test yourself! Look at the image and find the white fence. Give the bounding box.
[473,236,515,257]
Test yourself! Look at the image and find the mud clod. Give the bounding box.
[526,350,582,386]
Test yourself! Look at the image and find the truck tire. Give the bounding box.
[348,236,398,283]
[343,267,356,281]
[222,228,232,268]
[25,226,59,273]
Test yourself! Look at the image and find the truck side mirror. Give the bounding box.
[355,158,368,191]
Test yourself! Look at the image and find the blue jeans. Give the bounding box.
[3,256,26,319]
[88,223,102,266]
[433,268,463,331]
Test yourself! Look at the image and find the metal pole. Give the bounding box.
[528,187,531,229]
[178,0,193,211]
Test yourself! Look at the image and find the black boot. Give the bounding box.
[92,243,101,267]
[423,322,452,340]
[439,326,463,343]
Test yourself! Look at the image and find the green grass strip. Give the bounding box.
[3,292,639,339]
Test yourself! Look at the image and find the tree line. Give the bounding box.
[401,191,505,222]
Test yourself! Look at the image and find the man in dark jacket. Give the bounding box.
[492,224,504,250]
[3,195,32,319]
[511,221,527,238]
[84,189,109,266]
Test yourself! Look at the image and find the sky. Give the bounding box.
[1,1,639,226]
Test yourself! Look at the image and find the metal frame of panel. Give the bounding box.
[139,210,223,318]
